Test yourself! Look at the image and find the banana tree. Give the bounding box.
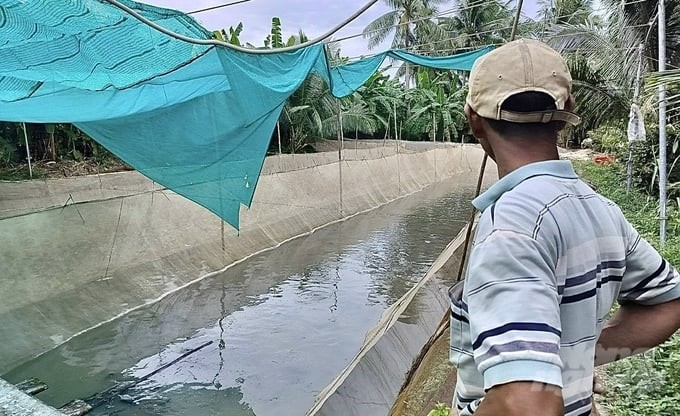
[406,70,466,141]
[355,71,404,138]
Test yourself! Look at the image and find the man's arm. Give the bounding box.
[475,382,564,416]
[595,298,680,366]
[596,222,680,365]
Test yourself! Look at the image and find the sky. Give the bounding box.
[146,0,544,59]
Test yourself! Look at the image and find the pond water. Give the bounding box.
[4,179,474,416]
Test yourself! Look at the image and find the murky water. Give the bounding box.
[4,179,474,416]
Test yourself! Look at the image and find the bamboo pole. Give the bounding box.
[456,0,525,282]
[419,1,526,368]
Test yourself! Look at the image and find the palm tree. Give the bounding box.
[601,0,680,70]
[544,1,680,196]
[363,0,448,50]
[362,0,448,87]
[538,0,596,26]
[543,1,645,144]
[438,0,515,52]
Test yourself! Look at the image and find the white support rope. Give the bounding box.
[102,0,379,54]
[187,0,251,15]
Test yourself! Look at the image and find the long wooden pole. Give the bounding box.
[456,0,524,282]
[389,4,527,398]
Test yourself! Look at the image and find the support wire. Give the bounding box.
[102,0,379,54]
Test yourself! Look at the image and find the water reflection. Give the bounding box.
[5,180,473,416]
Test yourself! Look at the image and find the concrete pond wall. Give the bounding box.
[0,142,494,381]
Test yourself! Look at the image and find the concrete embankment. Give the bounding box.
[0,142,494,375]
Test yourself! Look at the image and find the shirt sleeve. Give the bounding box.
[465,229,563,391]
[619,224,680,305]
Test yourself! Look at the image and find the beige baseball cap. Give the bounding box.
[466,38,581,126]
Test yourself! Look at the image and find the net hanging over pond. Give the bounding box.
[0,0,491,229]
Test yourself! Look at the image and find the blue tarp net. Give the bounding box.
[0,0,491,228]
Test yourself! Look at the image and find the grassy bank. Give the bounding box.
[576,161,680,416]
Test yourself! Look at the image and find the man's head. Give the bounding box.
[464,39,580,165]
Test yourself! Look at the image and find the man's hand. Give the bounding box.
[593,373,604,395]
[474,381,564,416]
[596,298,680,366]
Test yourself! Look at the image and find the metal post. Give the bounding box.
[337,106,344,215]
[276,121,282,155]
[658,0,668,246]
[404,63,410,89]
[432,112,436,142]
[337,107,344,160]
[627,43,645,195]
[393,102,398,152]
[21,122,33,179]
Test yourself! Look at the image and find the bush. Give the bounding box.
[587,125,627,154]
[575,161,680,416]
[586,121,680,200]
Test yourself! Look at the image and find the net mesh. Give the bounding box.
[0,0,491,228]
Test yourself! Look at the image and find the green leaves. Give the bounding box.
[426,403,451,416]
[270,17,283,48]
[363,1,447,51]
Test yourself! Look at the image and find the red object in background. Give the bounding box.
[594,155,615,165]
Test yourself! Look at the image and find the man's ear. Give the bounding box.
[465,104,486,140]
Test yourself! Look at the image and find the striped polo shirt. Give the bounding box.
[450,160,680,416]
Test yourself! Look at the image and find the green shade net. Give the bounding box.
[328,47,493,98]
[0,0,490,229]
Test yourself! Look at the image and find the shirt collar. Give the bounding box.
[472,160,578,212]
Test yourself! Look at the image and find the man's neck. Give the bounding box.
[491,134,560,178]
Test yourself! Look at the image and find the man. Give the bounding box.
[449,38,680,416]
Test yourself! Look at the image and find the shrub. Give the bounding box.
[575,161,680,416]
[587,124,627,154]
[586,121,680,200]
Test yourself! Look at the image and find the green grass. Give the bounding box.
[0,165,44,181]
[575,161,680,416]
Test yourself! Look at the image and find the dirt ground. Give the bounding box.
[32,159,132,178]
